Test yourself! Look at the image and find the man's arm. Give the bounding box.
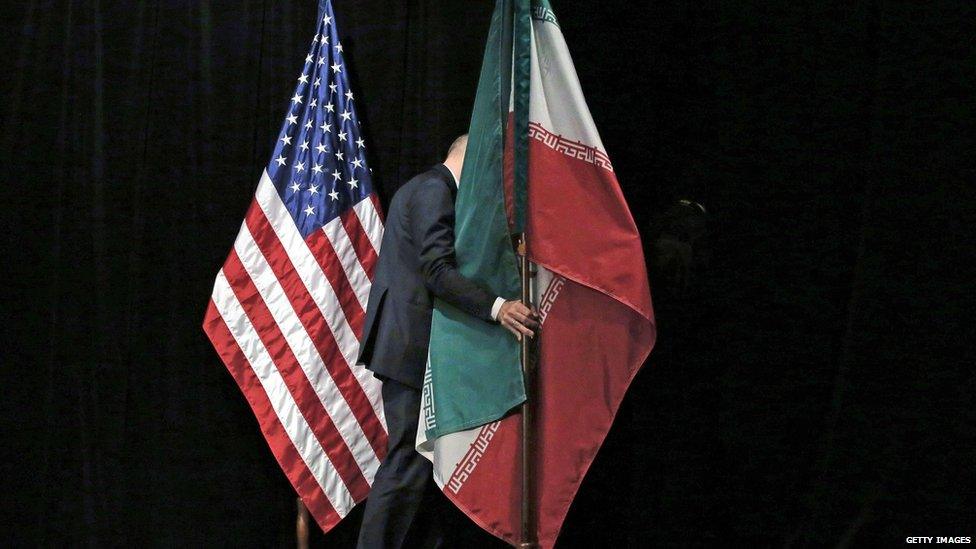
[409,178,497,320]
[410,177,539,337]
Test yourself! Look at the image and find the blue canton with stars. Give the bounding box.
[268,0,375,239]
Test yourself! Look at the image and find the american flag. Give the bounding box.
[202,0,386,533]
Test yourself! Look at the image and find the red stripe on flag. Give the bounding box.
[222,249,371,501]
[526,138,652,320]
[244,203,388,460]
[370,193,385,223]
[304,229,366,337]
[532,280,654,546]
[202,300,342,532]
[340,209,378,279]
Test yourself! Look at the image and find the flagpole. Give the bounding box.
[518,235,538,549]
[508,0,534,543]
[296,498,309,549]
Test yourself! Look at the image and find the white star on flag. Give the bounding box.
[345,90,354,101]
[298,73,309,84]
[290,181,301,192]
[351,157,363,169]
[280,135,292,146]
[286,114,298,125]
[312,163,323,174]
[338,131,347,142]
[300,140,310,152]
[275,155,287,166]
[303,204,314,216]
[308,183,320,194]
[332,169,342,181]
[329,189,340,201]
[340,110,352,122]
[291,93,303,105]
[347,177,358,189]
[316,143,327,154]
[294,161,305,173]
[331,62,342,73]
[356,137,366,148]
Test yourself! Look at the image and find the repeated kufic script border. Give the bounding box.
[422,365,436,431]
[527,122,614,172]
[444,275,568,494]
[531,6,559,27]
[538,275,566,323]
[446,421,501,494]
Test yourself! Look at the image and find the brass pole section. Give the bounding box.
[296,498,309,549]
[518,234,538,549]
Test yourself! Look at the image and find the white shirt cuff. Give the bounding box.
[491,297,506,321]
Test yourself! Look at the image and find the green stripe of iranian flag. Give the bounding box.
[417,0,525,453]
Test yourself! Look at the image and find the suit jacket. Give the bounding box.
[358,164,498,388]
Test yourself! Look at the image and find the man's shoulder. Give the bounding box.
[396,166,452,201]
[406,165,451,190]
[386,167,449,219]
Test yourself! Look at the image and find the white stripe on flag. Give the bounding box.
[322,216,371,310]
[232,224,380,479]
[528,16,607,154]
[211,269,355,516]
[352,197,383,255]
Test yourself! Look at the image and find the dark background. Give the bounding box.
[2,0,974,546]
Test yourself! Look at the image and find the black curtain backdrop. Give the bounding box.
[2,1,974,546]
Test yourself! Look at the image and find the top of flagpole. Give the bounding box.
[511,0,532,235]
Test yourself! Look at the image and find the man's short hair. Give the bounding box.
[447,134,468,158]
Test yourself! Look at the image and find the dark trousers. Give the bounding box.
[357,378,444,549]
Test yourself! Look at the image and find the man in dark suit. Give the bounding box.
[356,135,538,549]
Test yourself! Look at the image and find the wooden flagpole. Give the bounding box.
[498,2,535,543]
[518,236,538,549]
[514,1,535,542]
[296,498,309,549]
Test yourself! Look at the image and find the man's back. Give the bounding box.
[358,164,494,388]
[355,141,538,549]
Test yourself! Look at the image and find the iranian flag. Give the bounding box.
[416,0,656,547]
